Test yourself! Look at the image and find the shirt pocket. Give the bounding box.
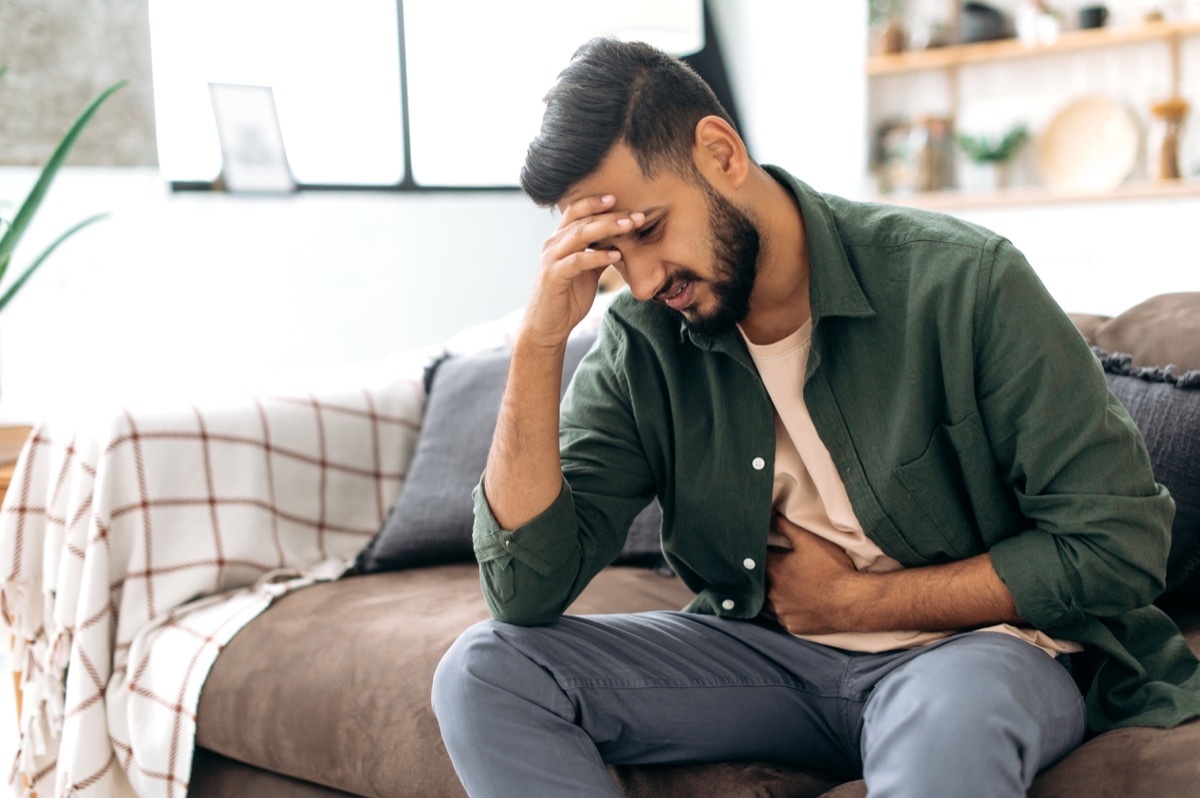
[893,413,1015,560]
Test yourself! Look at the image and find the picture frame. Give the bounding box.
[208,82,296,193]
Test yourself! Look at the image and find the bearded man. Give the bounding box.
[431,38,1200,798]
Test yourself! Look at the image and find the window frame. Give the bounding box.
[167,0,742,194]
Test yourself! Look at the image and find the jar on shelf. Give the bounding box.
[1148,97,1189,180]
[875,116,954,194]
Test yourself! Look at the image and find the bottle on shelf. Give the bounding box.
[1148,97,1189,180]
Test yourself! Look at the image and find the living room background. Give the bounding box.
[0,1,1195,427]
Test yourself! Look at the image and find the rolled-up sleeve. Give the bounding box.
[472,478,584,624]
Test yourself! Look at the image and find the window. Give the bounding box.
[148,1,727,190]
[148,0,405,186]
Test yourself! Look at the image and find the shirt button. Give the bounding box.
[721,599,735,611]
[504,539,512,549]
[752,456,766,470]
[743,558,756,570]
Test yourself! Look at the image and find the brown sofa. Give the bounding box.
[190,292,1200,797]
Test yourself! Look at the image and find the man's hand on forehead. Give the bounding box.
[559,194,645,254]
[518,193,647,350]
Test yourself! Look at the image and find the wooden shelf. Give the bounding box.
[867,19,1200,75]
[871,177,1200,212]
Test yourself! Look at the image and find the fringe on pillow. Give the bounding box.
[1092,347,1200,390]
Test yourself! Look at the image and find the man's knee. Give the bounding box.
[862,634,1086,794]
[432,619,509,722]
[868,634,1077,731]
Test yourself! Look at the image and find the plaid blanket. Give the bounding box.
[0,289,615,797]
[0,353,428,797]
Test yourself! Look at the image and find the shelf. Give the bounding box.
[870,178,1200,211]
[867,19,1200,76]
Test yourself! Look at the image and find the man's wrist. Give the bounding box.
[831,570,875,631]
[828,556,1021,634]
[513,324,572,361]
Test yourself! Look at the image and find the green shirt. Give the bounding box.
[473,167,1200,731]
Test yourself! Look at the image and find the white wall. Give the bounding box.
[712,0,869,197]
[0,4,872,426]
[0,168,555,423]
[3,5,1197,425]
[952,198,1200,317]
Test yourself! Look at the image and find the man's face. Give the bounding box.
[558,145,761,336]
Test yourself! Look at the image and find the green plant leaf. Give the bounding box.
[0,213,108,313]
[0,80,126,286]
[956,125,1029,164]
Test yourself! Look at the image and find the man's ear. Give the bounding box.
[692,115,749,190]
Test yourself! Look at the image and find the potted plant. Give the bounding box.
[0,69,125,315]
[955,124,1029,190]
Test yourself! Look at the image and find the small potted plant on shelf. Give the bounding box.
[0,69,125,316]
[955,124,1029,191]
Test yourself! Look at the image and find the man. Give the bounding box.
[432,38,1200,797]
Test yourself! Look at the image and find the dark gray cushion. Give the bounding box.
[1096,350,1200,609]
[355,332,666,574]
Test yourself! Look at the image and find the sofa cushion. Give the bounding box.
[195,568,1200,798]
[610,761,841,797]
[1067,313,1111,346]
[196,565,695,798]
[1096,351,1200,608]
[354,332,666,574]
[1028,718,1200,797]
[1093,292,1200,371]
[190,749,358,797]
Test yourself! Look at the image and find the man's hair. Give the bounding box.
[520,37,738,207]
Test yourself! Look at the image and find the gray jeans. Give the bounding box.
[432,611,1086,797]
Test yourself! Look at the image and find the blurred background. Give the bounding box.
[0,0,1196,427]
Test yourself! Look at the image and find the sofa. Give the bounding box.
[4,292,1200,797]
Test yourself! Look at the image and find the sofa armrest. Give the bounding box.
[0,350,428,790]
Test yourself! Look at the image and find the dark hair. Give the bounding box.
[520,37,737,206]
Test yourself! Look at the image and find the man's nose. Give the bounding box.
[622,254,665,302]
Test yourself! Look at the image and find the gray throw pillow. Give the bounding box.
[1096,350,1200,610]
[354,332,666,574]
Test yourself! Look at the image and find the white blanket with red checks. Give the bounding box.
[0,352,431,797]
[0,292,614,798]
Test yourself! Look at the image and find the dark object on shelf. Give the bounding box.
[1079,5,1109,29]
[961,2,1010,43]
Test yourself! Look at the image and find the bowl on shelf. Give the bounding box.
[1036,96,1140,192]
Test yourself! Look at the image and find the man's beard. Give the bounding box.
[668,182,760,338]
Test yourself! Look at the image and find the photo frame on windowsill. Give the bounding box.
[208,83,296,193]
